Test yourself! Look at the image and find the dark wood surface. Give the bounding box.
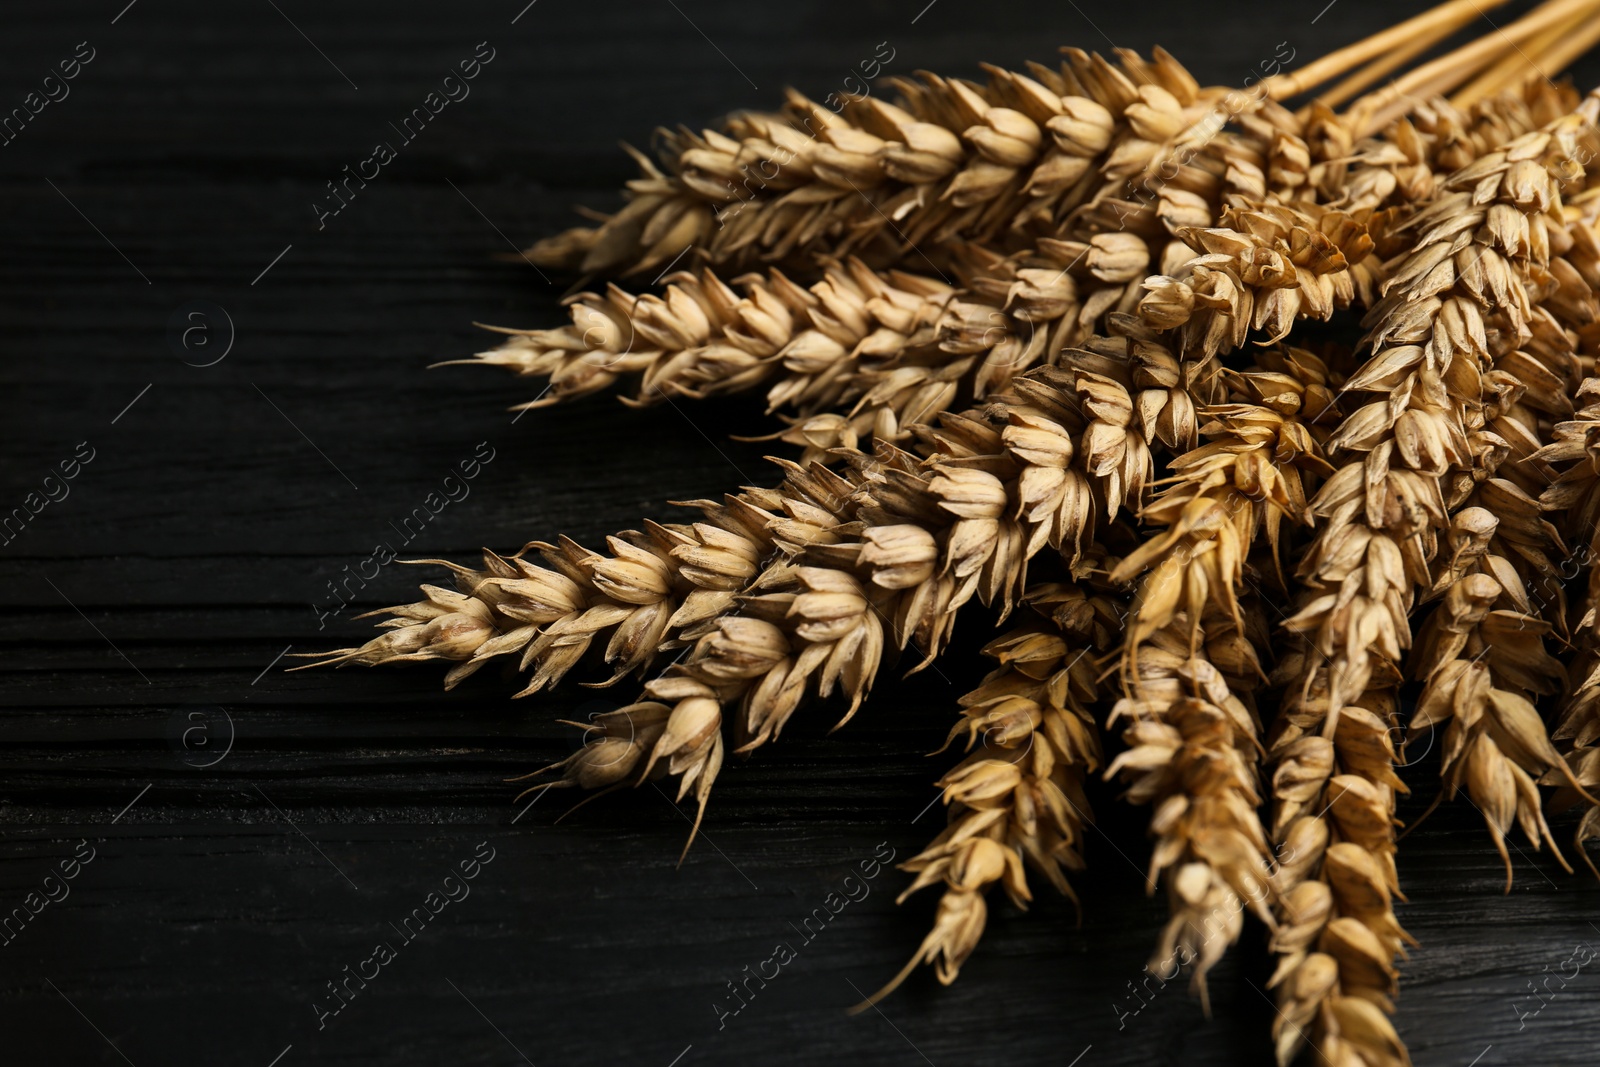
[4,2,1600,1064]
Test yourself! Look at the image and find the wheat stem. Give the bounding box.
[1261,0,1519,102]
[1315,5,1493,110]
[1347,0,1600,138]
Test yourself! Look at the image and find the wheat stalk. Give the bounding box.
[1348,0,1600,138]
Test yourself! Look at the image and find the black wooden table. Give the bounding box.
[4,2,1599,1064]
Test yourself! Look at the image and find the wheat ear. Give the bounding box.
[1266,101,1599,1067]
[299,466,853,693]
[457,258,959,437]
[478,82,1570,438]
[525,6,1552,279]
[522,49,1206,278]
[1534,383,1600,870]
[515,349,1167,845]
[1403,177,1600,881]
[1103,349,1340,1005]
[477,81,1570,473]
[855,573,1124,1009]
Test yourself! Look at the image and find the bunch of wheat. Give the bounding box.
[310,1,1600,1061]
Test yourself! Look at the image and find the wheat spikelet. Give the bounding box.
[1139,200,1381,356]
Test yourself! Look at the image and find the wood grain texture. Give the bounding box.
[3,1,1600,1064]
